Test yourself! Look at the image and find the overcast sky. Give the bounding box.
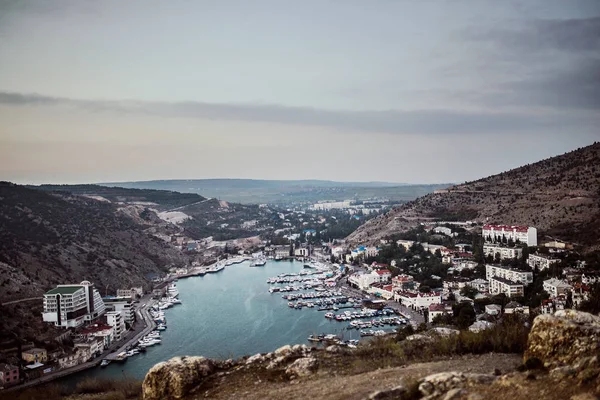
[0,0,598,184]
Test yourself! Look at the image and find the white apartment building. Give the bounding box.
[489,276,525,297]
[543,278,572,298]
[311,200,351,210]
[103,297,135,325]
[483,244,523,260]
[116,287,143,299]
[294,248,309,257]
[527,253,560,271]
[42,281,106,329]
[482,224,537,246]
[106,311,126,341]
[486,265,533,285]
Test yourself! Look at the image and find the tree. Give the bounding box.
[579,283,600,314]
[460,286,479,299]
[452,302,476,329]
[419,285,431,293]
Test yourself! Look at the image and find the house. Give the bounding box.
[42,281,106,329]
[79,324,115,348]
[428,303,452,323]
[485,304,502,316]
[348,270,390,290]
[0,363,19,387]
[75,338,104,359]
[395,291,442,310]
[543,278,572,298]
[581,272,600,285]
[374,269,391,282]
[468,279,489,293]
[58,348,90,369]
[452,260,478,271]
[396,240,415,250]
[116,287,143,299]
[504,301,529,314]
[482,224,537,246]
[22,348,47,364]
[433,226,453,236]
[443,278,470,291]
[540,298,566,314]
[106,311,126,341]
[295,247,309,257]
[528,253,560,271]
[483,244,523,260]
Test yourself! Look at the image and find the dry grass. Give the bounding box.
[0,378,142,400]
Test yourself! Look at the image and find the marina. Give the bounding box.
[60,259,398,383]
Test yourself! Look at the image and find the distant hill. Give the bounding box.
[100,179,450,204]
[346,142,600,247]
[0,182,189,302]
[29,184,204,210]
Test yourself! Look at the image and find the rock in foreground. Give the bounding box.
[142,356,214,400]
[525,310,600,368]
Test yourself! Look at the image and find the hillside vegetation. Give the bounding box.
[0,182,188,303]
[347,142,600,246]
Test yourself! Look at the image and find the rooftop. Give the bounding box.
[22,348,46,355]
[45,285,83,295]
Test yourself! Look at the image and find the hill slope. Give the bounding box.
[0,182,188,302]
[347,142,600,246]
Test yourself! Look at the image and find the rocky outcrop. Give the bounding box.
[525,310,600,368]
[418,372,497,399]
[142,356,215,400]
[285,357,317,378]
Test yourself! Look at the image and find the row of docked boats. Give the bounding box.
[282,290,344,300]
[266,274,327,284]
[360,329,390,337]
[324,308,398,321]
[348,317,407,329]
[306,334,360,348]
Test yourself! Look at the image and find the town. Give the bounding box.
[1,217,598,391]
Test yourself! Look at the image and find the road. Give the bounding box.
[1,297,42,306]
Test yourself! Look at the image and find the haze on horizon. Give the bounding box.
[0,0,599,185]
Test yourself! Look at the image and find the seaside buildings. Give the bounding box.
[42,281,106,328]
[106,311,126,341]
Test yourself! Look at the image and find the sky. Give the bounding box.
[0,0,599,185]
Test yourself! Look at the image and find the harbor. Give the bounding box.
[57,258,402,383]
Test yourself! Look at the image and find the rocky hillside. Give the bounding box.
[347,142,600,247]
[0,182,189,303]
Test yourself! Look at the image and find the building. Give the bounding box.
[428,303,452,323]
[486,265,533,285]
[443,278,470,291]
[482,224,537,246]
[485,304,502,316]
[581,272,600,285]
[489,276,525,297]
[368,284,395,300]
[294,247,309,257]
[75,338,104,359]
[504,301,529,314]
[394,291,442,310]
[543,278,572,298]
[274,247,290,259]
[42,281,106,329]
[528,254,560,271]
[22,348,47,364]
[468,279,490,293]
[105,311,126,341]
[374,269,391,282]
[79,324,115,349]
[348,270,390,290]
[103,297,135,325]
[396,240,415,250]
[483,244,523,260]
[116,287,143,299]
[433,226,453,236]
[0,363,19,387]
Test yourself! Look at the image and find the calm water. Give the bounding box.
[63,260,359,382]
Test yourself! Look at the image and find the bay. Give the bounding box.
[63,260,358,382]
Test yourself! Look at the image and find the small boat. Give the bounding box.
[100,359,111,368]
[307,335,321,342]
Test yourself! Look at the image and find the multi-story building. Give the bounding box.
[528,253,560,271]
[348,270,390,290]
[394,291,442,310]
[42,281,106,329]
[428,304,452,323]
[482,224,537,246]
[483,244,523,260]
[486,265,533,285]
[75,338,104,359]
[22,348,47,364]
[488,276,525,297]
[105,311,126,341]
[103,297,135,325]
[0,363,19,387]
[543,278,572,298]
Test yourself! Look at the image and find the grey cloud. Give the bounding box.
[0,91,594,135]
[464,17,600,54]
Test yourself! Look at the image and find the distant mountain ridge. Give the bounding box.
[346,142,600,247]
[100,179,451,204]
